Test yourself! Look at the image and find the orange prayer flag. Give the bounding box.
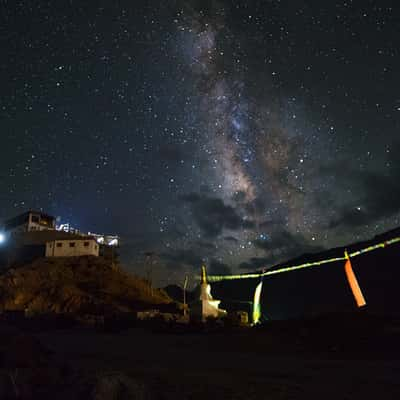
[344,250,366,308]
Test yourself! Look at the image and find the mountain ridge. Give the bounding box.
[210,226,400,319]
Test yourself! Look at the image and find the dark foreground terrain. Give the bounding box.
[0,312,399,399]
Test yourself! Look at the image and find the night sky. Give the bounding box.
[1,1,400,286]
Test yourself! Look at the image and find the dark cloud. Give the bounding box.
[232,191,247,203]
[196,241,217,250]
[253,230,296,252]
[181,192,201,203]
[329,208,370,229]
[239,230,324,271]
[182,193,255,237]
[223,235,239,243]
[328,149,400,229]
[239,256,277,270]
[255,230,323,253]
[244,197,266,216]
[160,248,203,270]
[160,238,217,270]
[209,259,231,275]
[334,173,400,228]
[258,219,276,230]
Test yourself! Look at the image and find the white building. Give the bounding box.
[45,235,99,257]
[4,231,100,260]
[191,266,227,322]
[0,210,117,261]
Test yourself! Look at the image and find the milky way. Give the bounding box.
[175,4,334,268]
[1,1,400,285]
[168,1,400,280]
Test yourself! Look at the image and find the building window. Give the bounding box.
[69,242,75,247]
[56,243,62,248]
[84,242,89,247]
[31,215,39,223]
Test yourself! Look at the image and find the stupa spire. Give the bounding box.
[200,265,207,285]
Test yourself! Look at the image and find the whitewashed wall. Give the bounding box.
[45,239,99,257]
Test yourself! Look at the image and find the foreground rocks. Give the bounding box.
[0,323,152,400]
[90,372,151,400]
[1,311,400,399]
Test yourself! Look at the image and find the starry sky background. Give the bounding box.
[1,0,400,286]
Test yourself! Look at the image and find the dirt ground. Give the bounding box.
[34,327,400,399]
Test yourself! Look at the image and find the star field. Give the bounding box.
[1,1,400,285]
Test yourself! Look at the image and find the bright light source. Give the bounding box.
[0,233,5,244]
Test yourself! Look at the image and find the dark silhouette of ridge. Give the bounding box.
[211,227,400,319]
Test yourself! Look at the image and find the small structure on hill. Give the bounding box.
[1,231,100,262]
[0,210,119,265]
[2,211,55,236]
[45,234,99,257]
[191,265,226,322]
[0,210,120,263]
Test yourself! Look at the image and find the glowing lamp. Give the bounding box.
[0,233,5,244]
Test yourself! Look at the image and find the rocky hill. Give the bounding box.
[0,256,173,317]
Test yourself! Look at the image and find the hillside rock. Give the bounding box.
[90,372,151,400]
[0,256,172,318]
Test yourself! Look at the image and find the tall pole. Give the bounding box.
[183,274,188,317]
[144,252,155,297]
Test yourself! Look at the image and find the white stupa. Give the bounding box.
[191,265,226,322]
